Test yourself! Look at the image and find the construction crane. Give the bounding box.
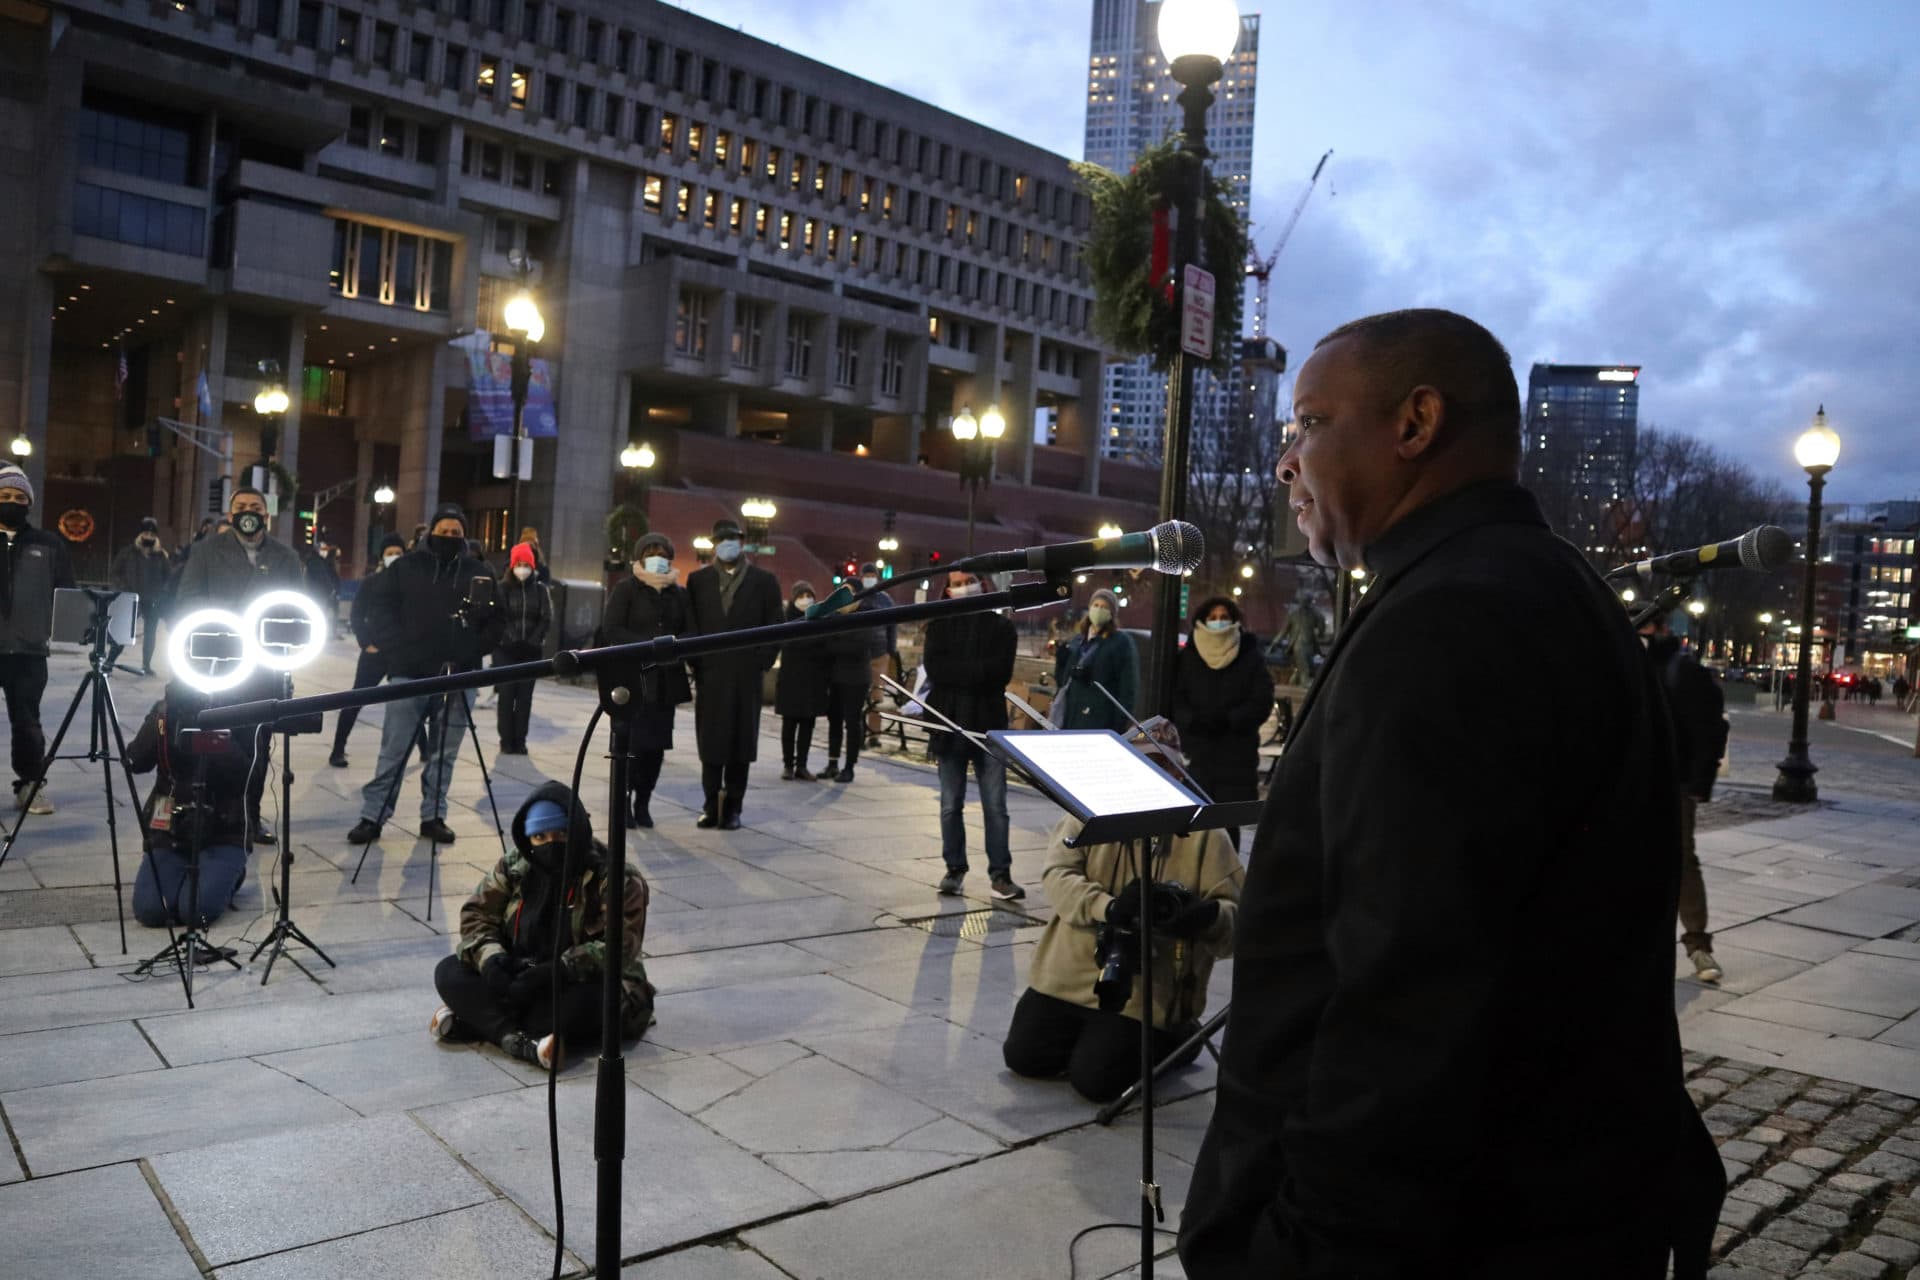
[1247,149,1332,339]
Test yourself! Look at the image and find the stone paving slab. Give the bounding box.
[1718,920,1870,964]
[0,1017,163,1091]
[744,1121,1193,1280]
[641,940,836,996]
[641,895,893,957]
[647,972,922,1055]
[0,923,93,977]
[137,986,427,1065]
[215,1200,575,1280]
[417,1077,818,1260]
[258,1029,525,1115]
[4,1057,356,1175]
[0,1161,201,1278]
[0,1129,21,1184]
[153,1112,495,1266]
[1719,995,1901,1040]
[1760,953,1920,1020]
[620,1242,792,1278]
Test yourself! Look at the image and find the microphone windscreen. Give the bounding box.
[1153,521,1205,574]
[1741,525,1794,571]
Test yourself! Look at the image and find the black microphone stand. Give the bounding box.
[196,573,1076,1280]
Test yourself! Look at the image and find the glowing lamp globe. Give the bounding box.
[1793,406,1840,473]
[1157,0,1241,68]
[503,291,545,344]
[979,405,1006,440]
[951,407,978,442]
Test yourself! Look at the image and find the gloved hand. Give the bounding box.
[506,959,561,1007]
[1105,879,1145,930]
[481,952,524,998]
[1161,895,1222,940]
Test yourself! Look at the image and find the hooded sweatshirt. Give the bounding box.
[359,540,504,677]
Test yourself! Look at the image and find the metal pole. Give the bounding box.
[1148,61,1216,718]
[507,346,528,553]
[965,474,977,556]
[596,713,632,1277]
[1774,469,1825,801]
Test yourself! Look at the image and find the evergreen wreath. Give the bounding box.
[1073,139,1248,374]
[604,502,649,558]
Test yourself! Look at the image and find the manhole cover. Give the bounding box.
[899,908,1045,940]
[0,886,125,927]
[1694,789,1828,833]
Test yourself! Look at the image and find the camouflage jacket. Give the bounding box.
[456,843,655,1039]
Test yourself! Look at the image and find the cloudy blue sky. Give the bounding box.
[682,0,1919,505]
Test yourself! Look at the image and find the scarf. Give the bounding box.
[715,559,747,614]
[1191,624,1240,671]
[632,566,676,591]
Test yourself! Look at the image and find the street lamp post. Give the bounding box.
[1774,406,1840,802]
[740,498,777,553]
[950,404,1005,555]
[1147,0,1236,718]
[501,257,545,551]
[620,441,656,510]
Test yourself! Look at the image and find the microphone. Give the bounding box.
[957,521,1204,578]
[1608,525,1794,579]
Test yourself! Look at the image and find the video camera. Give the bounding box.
[1092,879,1192,1013]
[456,573,499,628]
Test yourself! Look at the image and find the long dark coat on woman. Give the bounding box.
[600,576,694,752]
[774,603,832,720]
[684,561,784,764]
[1170,631,1276,803]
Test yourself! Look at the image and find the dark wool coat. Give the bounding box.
[1170,631,1276,803]
[775,603,833,720]
[685,561,783,764]
[600,576,694,752]
[1178,482,1722,1278]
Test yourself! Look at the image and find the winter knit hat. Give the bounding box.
[0,466,33,505]
[379,533,406,553]
[635,531,674,560]
[429,502,467,533]
[791,579,816,600]
[139,517,159,533]
[524,800,568,837]
[509,542,538,570]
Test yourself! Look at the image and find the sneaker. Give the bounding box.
[346,819,382,844]
[419,818,458,844]
[1689,949,1724,983]
[938,871,966,896]
[328,750,349,769]
[13,785,51,816]
[429,1004,463,1041]
[990,877,1026,902]
[501,1030,561,1070]
[835,766,855,783]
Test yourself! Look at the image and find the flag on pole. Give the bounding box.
[195,370,213,421]
[115,345,127,399]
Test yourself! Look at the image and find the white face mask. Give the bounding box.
[714,539,742,563]
[642,555,671,576]
[1087,606,1112,629]
[512,565,533,581]
[382,552,401,568]
[948,582,981,598]
[1203,618,1235,632]
[861,576,878,589]
[794,596,815,610]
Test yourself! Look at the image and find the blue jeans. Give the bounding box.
[133,843,246,928]
[359,682,471,824]
[938,743,1010,877]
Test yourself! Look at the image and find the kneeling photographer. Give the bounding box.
[348,505,502,846]
[431,782,655,1070]
[1003,746,1243,1103]
[125,685,250,929]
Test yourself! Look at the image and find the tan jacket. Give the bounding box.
[1028,815,1242,1030]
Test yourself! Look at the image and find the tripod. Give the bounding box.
[250,702,336,984]
[0,594,140,952]
[351,666,508,919]
[131,750,241,1007]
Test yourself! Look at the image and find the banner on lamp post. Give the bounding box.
[465,342,558,441]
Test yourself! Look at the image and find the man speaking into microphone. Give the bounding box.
[1177,310,1722,1277]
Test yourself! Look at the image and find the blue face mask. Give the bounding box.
[714,539,743,563]
[1203,618,1236,632]
[642,555,671,575]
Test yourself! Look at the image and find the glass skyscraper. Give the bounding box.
[1523,363,1642,554]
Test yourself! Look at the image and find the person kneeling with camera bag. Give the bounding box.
[1003,794,1243,1103]
[125,685,250,929]
[430,783,655,1070]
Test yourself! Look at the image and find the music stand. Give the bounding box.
[0,588,143,951]
[986,729,1260,1280]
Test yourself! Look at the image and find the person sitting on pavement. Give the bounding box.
[1003,732,1241,1102]
[924,569,1023,901]
[1052,588,1139,732]
[432,783,655,1070]
[124,686,250,929]
[1644,615,1729,984]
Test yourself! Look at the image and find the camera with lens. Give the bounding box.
[454,573,500,629]
[1092,879,1190,1013]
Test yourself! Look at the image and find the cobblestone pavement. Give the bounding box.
[1693,1054,1920,1279]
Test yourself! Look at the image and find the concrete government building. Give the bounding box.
[1,0,1166,597]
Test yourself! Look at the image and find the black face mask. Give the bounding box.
[427,534,465,561]
[0,502,28,530]
[232,511,265,537]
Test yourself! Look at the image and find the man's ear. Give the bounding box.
[1396,385,1445,459]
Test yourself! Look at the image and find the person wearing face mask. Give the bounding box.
[493,542,553,755]
[684,517,783,829]
[773,580,831,781]
[302,533,342,637]
[0,465,75,816]
[432,783,655,1070]
[819,593,873,784]
[923,570,1023,900]
[1051,587,1139,733]
[110,517,172,675]
[348,504,504,846]
[1170,597,1276,850]
[171,486,305,615]
[600,533,693,827]
[855,562,897,749]
[329,534,406,768]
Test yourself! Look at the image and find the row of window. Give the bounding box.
[327,217,453,313]
[671,291,909,398]
[207,1,1080,226]
[72,182,205,256]
[343,106,441,166]
[459,135,564,197]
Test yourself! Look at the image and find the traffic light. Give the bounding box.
[928,550,942,568]
[297,510,316,545]
[843,557,859,580]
